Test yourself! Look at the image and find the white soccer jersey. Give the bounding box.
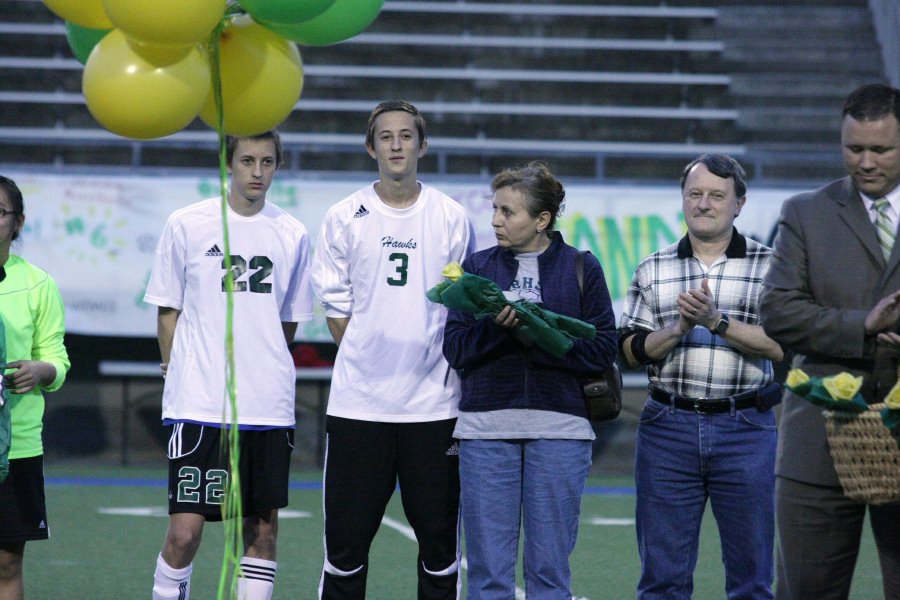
[144,198,314,426]
[311,183,475,422]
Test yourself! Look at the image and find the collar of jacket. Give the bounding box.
[677,227,747,259]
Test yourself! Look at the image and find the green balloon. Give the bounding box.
[240,0,336,25]
[258,0,384,46]
[65,21,111,65]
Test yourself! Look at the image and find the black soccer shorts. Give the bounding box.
[0,455,49,543]
[166,423,294,521]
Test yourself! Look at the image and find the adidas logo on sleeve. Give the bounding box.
[353,205,369,219]
[205,244,224,256]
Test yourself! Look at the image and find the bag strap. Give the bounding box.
[577,250,621,373]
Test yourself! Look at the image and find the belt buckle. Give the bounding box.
[693,398,712,414]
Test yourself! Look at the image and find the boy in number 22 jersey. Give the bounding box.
[144,130,314,600]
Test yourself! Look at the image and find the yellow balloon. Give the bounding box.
[83,30,211,139]
[200,17,303,136]
[43,0,112,29]
[102,0,226,47]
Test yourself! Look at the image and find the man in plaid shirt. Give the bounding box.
[619,154,784,600]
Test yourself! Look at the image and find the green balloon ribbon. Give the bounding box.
[210,9,244,599]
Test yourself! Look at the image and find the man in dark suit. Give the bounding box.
[760,83,900,600]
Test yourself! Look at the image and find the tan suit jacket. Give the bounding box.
[760,177,900,486]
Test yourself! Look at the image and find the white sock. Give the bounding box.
[152,554,192,600]
[237,556,277,600]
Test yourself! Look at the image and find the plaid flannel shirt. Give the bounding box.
[619,229,775,398]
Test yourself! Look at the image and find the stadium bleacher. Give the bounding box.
[0,0,816,183]
[5,0,884,183]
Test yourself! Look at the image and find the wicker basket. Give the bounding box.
[824,403,900,505]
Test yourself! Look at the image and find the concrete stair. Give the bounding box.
[717,4,886,148]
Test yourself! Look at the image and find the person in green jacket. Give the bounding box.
[0,175,70,600]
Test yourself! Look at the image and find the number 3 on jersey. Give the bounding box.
[386,252,408,286]
[221,255,273,293]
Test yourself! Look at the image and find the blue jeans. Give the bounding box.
[635,398,776,600]
[459,438,592,600]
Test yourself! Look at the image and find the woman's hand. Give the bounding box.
[4,360,56,394]
[493,304,519,329]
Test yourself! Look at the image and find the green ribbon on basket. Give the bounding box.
[785,369,869,413]
[426,262,595,358]
[785,369,900,433]
[787,368,900,431]
[785,369,900,432]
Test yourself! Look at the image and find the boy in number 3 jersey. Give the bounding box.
[311,101,475,599]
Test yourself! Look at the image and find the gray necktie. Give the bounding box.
[875,197,895,260]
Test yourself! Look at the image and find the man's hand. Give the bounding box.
[677,277,718,331]
[865,290,900,337]
[876,331,900,353]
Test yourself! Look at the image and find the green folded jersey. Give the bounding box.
[427,272,595,358]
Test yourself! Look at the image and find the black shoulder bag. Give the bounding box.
[576,251,623,422]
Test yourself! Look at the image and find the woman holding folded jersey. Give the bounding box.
[443,162,616,598]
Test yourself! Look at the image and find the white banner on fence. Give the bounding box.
[7,172,800,340]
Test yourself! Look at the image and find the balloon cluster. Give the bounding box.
[51,0,385,139]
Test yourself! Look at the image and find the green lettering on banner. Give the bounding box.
[196,180,298,208]
[90,223,108,248]
[135,270,152,310]
[302,318,331,341]
[268,182,298,208]
[65,217,85,235]
[22,221,39,238]
[565,213,684,299]
[198,180,214,198]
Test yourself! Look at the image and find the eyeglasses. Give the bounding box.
[0,208,18,218]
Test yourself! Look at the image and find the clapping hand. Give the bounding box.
[677,277,718,332]
[866,290,900,352]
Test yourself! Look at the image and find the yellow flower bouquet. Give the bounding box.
[784,368,868,413]
[786,367,900,432]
